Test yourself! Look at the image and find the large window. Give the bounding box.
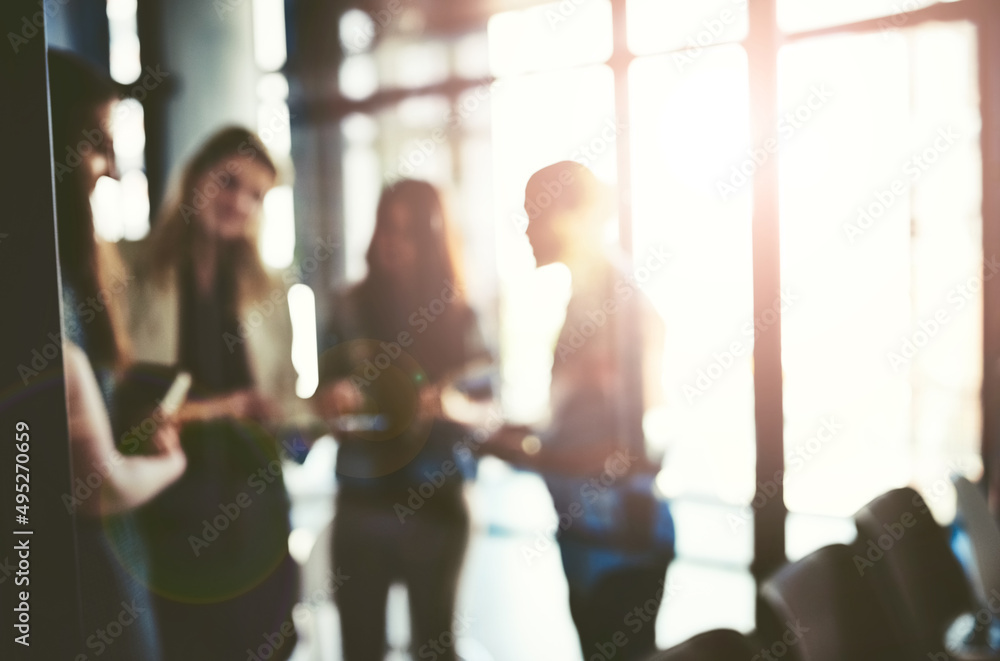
[92,0,150,242]
[487,0,760,646]
[778,19,983,555]
[323,0,991,650]
[489,7,618,421]
[484,0,987,647]
[336,10,499,341]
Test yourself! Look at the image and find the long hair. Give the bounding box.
[356,180,470,379]
[48,49,131,370]
[146,126,274,308]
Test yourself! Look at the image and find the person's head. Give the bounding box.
[48,49,129,369]
[150,127,276,301]
[48,50,119,200]
[360,179,471,381]
[524,161,605,267]
[162,126,276,242]
[366,179,460,295]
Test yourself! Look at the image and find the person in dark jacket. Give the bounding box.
[314,179,490,661]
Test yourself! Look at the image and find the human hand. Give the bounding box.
[418,384,443,420]
[147,415,179,452]
[312,380,365,421]
[148,418,186,472]
[246,391,280,424]
[178,389,275,424]
[478,424,539,467]
[219,389,276,422]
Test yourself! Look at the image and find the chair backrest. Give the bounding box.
[854,487,975,657]
[760,543,909,661]
[645,629,755,661]
[953,476,1000,609]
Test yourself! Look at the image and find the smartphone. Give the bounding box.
[159,371,192,416]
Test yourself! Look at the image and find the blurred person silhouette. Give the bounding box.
[478,161,675,660]
[48,49,187,661]
[127,127,313,661]
[313,179,490,661]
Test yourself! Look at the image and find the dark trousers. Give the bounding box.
[155,554,299,661]
[332,493,470,661]
[567,562,672,661]
[143,421,299,660]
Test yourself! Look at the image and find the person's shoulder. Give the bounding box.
[63,340,90,373]
[317,282,366,350]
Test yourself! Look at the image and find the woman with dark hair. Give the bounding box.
[48,49,187,661]
[127,126,314,660]
[48,50,130,378]
[314,179,490,661]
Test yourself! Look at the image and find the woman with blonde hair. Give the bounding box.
[128,126,309,661]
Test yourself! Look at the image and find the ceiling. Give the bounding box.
[354,0,558,35]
